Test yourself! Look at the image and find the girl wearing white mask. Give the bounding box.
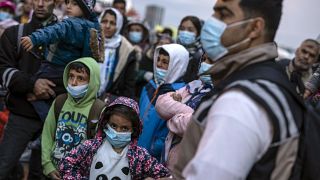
[98,8,137,100]
[177,16,204,83]
[155,52,214,170]
[125,21,150,53]
[59,97,171,179]
[138,44,189,161]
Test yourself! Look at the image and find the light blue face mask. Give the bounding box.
[0,12,12,21]
[198,62,213,84]
[129,31,143,44]
[155,67,167,85]
[201,17,253,61]
[66,84,88,99]
[178,30,196,45]
[104,124,132,148]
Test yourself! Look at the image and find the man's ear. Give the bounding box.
[248,17,265,40]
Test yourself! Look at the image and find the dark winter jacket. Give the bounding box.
[0,15,57,119]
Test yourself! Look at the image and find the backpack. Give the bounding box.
[290,100,320,180]
[54,94,105,139]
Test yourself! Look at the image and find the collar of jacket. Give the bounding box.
[207,42,278,85]
[29,14,58,29]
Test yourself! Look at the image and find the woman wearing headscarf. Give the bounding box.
[177,15,203,83]
[98,8,137,100]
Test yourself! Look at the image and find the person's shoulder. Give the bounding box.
[121,36,134,49]
[277,58,291,68]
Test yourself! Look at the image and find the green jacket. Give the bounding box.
[41,57,100,175]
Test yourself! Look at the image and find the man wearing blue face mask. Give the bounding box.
[41,57,105,179]
[172,0,305,179]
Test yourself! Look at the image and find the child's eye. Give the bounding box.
[110,123,117,129]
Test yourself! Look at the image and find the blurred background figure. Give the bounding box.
[0,0,18,37]
[176,15,203,83]
[278,39,320,96]
[125,21,150,53]
[14,0,32,24]
[112,0,127,34]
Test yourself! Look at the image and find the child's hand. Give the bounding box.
[171,92,182,102]
[21,36,33,52]
[48,170,62,180]
[27,93,37,101]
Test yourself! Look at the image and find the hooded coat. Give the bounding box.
[59,97,170,179]
[137,44,189,160]
[30,15,100,66]
[98,8,137,98]
[41,57,101,175]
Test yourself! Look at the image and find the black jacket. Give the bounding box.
[0,15,57,119]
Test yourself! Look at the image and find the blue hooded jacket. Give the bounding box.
[138,44,190,160]
[30,16,100,66]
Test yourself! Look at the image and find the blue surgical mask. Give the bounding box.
[66,84,88,99]
[178,31,196,45]
[201,17,253,61]
[0,12,12,21]
[104,124,132,148]
[129,31,143,44]
[198,62,213,84]
[155,67,167,85]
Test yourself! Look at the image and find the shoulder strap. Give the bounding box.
[17,24,24,55]
[54,93,68,121]
[87,99,105,139]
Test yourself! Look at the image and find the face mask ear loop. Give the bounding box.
[227,18,255,28]
[225,18,255,51]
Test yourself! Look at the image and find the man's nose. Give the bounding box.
[38,0,44,6]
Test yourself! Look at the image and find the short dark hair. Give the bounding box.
[112,0,126,7]
[179,16,202,37]
[159,48,169,57]
[239,0,283,41]
[103,104,140,139]
[68,62,90,75]
[162,28,173,37]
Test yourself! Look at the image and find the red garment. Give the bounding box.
[0,108,9,141]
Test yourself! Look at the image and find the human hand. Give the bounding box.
[27,93,37,101]
[48,170,61,180]
[21,36,33,52]
[33,79,56,100]
[304,89,312,99]
[171,92,182,102]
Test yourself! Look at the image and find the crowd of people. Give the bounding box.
[0,0,319,179]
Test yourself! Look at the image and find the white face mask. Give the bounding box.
[66,84,89,98]
[201,16,254,61]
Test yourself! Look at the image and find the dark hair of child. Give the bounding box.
[69,62,90,75]
[159,48,169,57]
